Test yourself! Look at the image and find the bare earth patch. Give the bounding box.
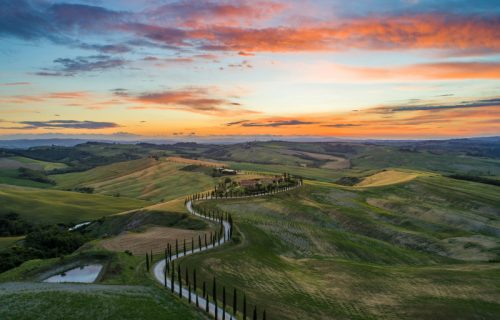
[100,227,208,255]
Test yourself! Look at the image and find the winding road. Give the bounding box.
[153,182,302,319]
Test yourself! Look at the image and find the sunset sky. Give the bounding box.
[1,0,499,139]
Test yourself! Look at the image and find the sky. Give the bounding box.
[0,0,499,140]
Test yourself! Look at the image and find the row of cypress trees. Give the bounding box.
[149,183,287,319]
[184,174,302,203]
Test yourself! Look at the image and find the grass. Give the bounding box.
[177,178,500,319]
[0,286,207,320]
[100,226,211,255]
[0,243,208,320]
[0,169,52,188]
[52,158,218,202]
[9,156,67,171]
[0,236,24,250]
[355,169,426,187]
[0,184,149,225]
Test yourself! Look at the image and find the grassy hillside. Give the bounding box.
[8,156,67,171]
[0,169,53,189]
[179,177,500,319]
[207,141,500,182]
[0,249,207,320]
[0,184,148,225]
[0,236,23,250]
[52,158,217,202]
[0,284,206,320]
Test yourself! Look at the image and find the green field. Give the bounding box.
[1,140,499,320]
[0,184,148,225]
[0,236,24,250]
[9,156,68,171]
[52,158,218,202]
[0,169,53,188]
[0,285,206,320]
[178,176,500,319]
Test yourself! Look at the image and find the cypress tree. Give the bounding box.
[192,237,194,253]
[188,283,191,304]
[164,263,167,287]
[205,233,208,249]
[185,267,190,303]
[222,286,226,320]
[145,253,149,271]
[150,249,153,264]
[178,264,182,298]
[183,238,186,256]
[243,294,247,320]
[232,288,237,318]
[253,306,257,320]
[194,269,198,307]
[198,235,202,251]
[206,292,210,313]
[170,260,175,292]
[176,239,179,258]
[213,277,217,319]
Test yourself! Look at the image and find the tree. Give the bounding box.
[205,292,210,313]
[185,266,190,303]
[194,269,198,307]
[177,264,182,298]
[164,261,167,287]
[145,253,149,271]
[213,277,217,319]
[243,294,247,320]
[232,288,237,318]
[176,239,179,258]
[183,239,186,256]
[222,286,226,320]
[171,260,175,293]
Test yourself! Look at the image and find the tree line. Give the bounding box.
[184,173,303,202]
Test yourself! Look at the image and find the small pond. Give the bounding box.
[43,264,103,283]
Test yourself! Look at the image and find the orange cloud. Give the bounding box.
[348,62,500,80]
[212,98,500,138]
[187,14,500,53]
[127,88,258,116]
[148,1,286,28]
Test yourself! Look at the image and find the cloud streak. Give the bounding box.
[228,119,317,127]
[35,55,127,76]
[126,87,257,116]
[18,120,119,129]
